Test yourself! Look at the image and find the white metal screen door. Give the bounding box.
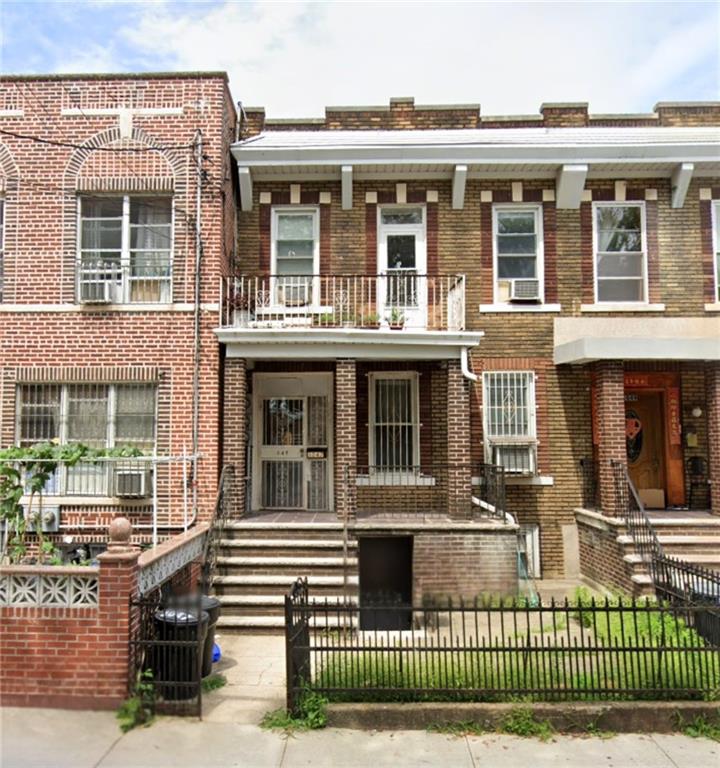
[377,206,427,328]
[253,374,332,511]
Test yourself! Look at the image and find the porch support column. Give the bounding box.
[222,357,247,515]
[335,359,357,521]
[447,359,471,520]
[594,360,626,517]
[706,361,720,516]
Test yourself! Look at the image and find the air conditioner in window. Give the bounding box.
[79,279,114,304]
[509,279,541,302]
[114,468,151,498]
[491,443,536,475]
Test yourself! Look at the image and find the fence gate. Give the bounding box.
[129,589,206,717]
[285,578,311,714]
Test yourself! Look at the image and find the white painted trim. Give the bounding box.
[341,165,353,209]
[556,164,588,209]
[238,167,253,212]
[290,184,301,205]
[507,475,554,487]
[712,201,720,304]
[368,371,420,470]
[671,163,694,208]
[452,165,467,209]
[580,303,665,312]
[270,206,320,304]
[61,107,183,117]
[705,303,720,312]
[554,337,720,364]
[479,303,561,313]
[0,109,24,118]
[0,303,218,313]
[492,203,544,305]
[592,200,649,305]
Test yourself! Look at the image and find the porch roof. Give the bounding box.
[554,316,720,364]
[215,327,484,361]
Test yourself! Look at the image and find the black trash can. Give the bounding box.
[153,607,209,700]
[165,594,222,677]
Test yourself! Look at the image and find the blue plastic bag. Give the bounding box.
[212,642,221,663]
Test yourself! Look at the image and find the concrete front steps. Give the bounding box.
[617,515,720,596]
[213,521,358,634]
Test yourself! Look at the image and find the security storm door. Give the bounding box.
[377,206,427,328]
[253,374,332,511]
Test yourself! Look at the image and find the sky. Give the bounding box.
[0,0,718,118]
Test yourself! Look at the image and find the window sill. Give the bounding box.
[471,475,553,487]
[356,474,436,487]
[20,495,152,507]
[581,303,666,313]
[479,303,562,314]
[705,303,720,312]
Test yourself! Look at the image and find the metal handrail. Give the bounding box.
[201,464,234,594]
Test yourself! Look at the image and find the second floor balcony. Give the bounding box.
[220,273,466,332]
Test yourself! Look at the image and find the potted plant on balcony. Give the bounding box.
[230,291,255,327]
[361,312,381,330]
[388,308,405,331]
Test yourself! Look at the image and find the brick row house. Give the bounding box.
[0,73,236,553]
[1,74,719,632]
[215,97,720,625]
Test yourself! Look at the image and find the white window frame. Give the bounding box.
[270,206,320,307]
[368,371,420,477]
[592,201,648,305]
[712,201,720,303]
[492,204,544,305]
[482,371,537,475]
[76,194,174,305]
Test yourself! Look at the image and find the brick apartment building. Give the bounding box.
[0,72,236,551]
[1,74,719,631]
[214,96,720,626]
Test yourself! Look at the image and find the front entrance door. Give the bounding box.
[626,390,667,508]
[377,206,427,328]
[253,373,332,512]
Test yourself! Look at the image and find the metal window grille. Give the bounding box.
[0,198,4,302]
[371,375,418,471]
[483,372,536,474]
[78,196,172,304]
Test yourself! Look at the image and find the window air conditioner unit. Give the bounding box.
[80,279,114,304]
[492,444,536,475]
[509,279,540,302]
[114,468,151,498]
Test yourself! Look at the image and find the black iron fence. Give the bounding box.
[284,578,720,712]
[128,590,207,717]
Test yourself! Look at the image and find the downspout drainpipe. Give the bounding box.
[192,129,203,522]
[460,346,479,383]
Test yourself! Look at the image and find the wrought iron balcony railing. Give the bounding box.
[220,274,466,332]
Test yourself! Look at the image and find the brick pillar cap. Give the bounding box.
[99,516,140,559]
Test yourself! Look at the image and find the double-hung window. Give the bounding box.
[78,196,172,304]
[369,372,419,473]
[483,372,537,474]
[493,206,543,303]
[713,201,720,303]
[17,383,156,495]
[271,208,319,306]
[594,203,646,303]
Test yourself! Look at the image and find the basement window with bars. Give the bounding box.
[369,372,420,475]
[493,206,544,304]
[483,371,537,474]
[78,196,173,305]
[594,203,647,303]
[17,383,156,496]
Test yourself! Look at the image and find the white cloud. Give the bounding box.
[53,1,720,117]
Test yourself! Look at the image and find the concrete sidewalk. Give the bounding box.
[2,633,718,767]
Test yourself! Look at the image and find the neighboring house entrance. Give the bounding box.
[252,373,333,512]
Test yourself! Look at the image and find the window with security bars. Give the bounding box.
[594,203,646,303]
[17,383,156,495]
[78,196,172,304]
[483,372,537,474]
[369,373,419,471]
[714,201,720,303]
